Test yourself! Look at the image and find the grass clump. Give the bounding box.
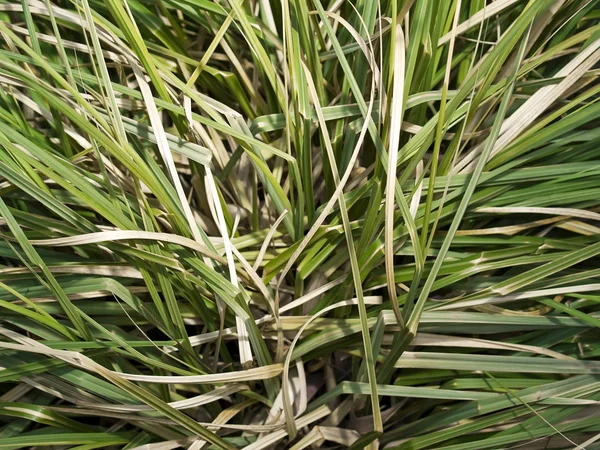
[0,0,600,448]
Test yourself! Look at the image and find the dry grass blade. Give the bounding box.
[384,24,406,327]
[30,231,226,264]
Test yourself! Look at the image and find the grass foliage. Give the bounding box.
[1,0,600,448]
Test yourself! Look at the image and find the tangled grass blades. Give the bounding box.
[1,0,600,448]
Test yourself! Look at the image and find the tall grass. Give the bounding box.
[0,0,599,448]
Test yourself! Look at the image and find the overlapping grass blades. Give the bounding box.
[0,0,600,449]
